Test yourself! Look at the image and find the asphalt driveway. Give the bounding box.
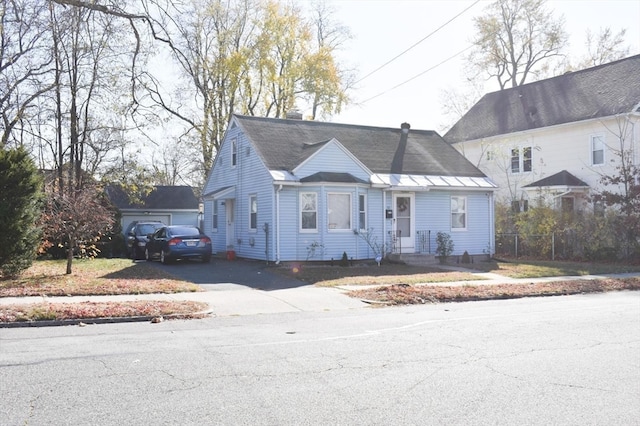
[147,257,309,291]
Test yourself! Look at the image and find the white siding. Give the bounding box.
[454,115,640,204]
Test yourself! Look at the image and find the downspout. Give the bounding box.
[383,190,387,251]
[489,192,495,256]
[275,184,283,264]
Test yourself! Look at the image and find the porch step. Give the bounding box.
[387,253,438,266]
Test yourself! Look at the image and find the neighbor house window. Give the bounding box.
[300,192,317,232]
[249,195,257,231]
[358,194,367,231]
[327,193,351,230]
[591,134,604,165]
[511,200,529,213]
[212,201,218,231]
[231,138,237,167]
[511,146,532,173]
[561,197,574,214]
[451,196,467,230]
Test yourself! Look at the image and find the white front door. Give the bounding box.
[226,199,235,248]
[393,193,415,253]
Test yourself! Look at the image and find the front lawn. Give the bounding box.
[0,258,201,297]
[464,258,640,278]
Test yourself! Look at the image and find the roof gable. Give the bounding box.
[233,115,486,178]
[444,55,640,144]
[523,170,589,188]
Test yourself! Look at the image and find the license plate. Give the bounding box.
[186,241,196,247]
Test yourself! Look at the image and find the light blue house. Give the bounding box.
[202,115,497,263]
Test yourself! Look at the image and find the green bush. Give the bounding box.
[0,147,43,278]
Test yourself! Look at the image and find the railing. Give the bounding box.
[416,230,431,253]
[388,230,401,254]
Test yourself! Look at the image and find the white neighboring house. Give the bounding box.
[444,54,640,213]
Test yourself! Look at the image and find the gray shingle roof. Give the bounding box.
[444,55,640,144]
[106,185,198,210]
[523,170,589,188]
[234,115,486,178]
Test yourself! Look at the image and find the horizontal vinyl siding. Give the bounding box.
[278,186,385,261]
[296,143,370,181]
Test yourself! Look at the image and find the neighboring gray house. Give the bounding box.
[444,54,640,211]
[106,185,200,233]
[202,115,497,263]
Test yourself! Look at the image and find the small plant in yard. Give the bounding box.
[435,232,454,263]
[306,241,324,261]
[340,251,349,267]
[354,228,391,265]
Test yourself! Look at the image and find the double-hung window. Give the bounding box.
[249,195,257,231]
[591,134,604,165]
[300,192,317,232]
[358,194,367,231]
[511,146,532,173]
[231,138,237,167]
[212,201,218,231]
[327,193,351,231]
[451,196,467,230]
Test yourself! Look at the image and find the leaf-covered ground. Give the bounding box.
[0,259,200,297]
[348,277,640,305]
[0,300,209,323]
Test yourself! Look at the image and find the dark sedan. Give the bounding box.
[145,225,212,264]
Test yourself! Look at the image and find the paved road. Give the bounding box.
[1,291,638,425]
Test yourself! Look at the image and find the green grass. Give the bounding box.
[467,259,640,278]
[0,258,201,297]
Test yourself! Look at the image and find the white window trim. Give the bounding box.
[358,193,367,232]
[327,192,352,232]
[300,192,318,233]
[231,138,237,168]
[249,194,257,232]
[451,195,468,231]
[590,133,605,166]
[212,201,219,232]
[510,146,532,174]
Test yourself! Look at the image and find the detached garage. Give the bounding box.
[106,185,200,234]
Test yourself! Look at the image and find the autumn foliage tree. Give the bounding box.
[41,185,115,274]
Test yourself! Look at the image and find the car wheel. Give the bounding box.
[161,250,171,265]
[145,248,151,262]
[202,255,211,263]
[131,248,138,261]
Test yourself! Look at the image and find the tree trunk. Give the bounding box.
[66,236,74,274]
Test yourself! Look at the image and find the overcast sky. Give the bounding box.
[319,0,640,132]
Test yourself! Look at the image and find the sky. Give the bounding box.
[316,0,640,133]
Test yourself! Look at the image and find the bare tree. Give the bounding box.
[0,0,55,147]
[468,0,567,89]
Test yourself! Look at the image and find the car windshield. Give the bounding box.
[138,224,162,235]
[169,226,200,237]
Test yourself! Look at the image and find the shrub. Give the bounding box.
[0,147,43,278]
[435,232,454,263]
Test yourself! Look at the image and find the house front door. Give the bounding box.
[393,193,415,253]
[226,199,235,249]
